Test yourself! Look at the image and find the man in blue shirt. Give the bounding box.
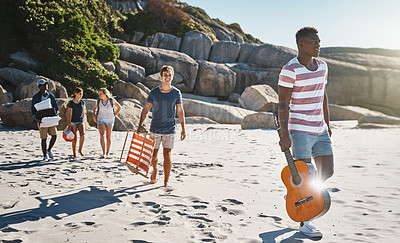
[31,79,59,161]
[138,65,186,187]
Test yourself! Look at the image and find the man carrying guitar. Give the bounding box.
[278,27,334,238]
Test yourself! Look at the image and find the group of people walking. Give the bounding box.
[31,83,121,160]
[30,27,335,239]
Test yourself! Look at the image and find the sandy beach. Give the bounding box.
[1,121,399,242]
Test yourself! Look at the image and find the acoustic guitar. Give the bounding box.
[273,112,331,222]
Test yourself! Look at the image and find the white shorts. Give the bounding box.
[152,133,175,149]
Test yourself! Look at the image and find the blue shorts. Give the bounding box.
[98,119,114,127]
[290,131,333,159]
[71,121,83,126]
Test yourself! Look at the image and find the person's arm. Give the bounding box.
[31,95,40,123]
[114,99,122,117]
[93,102,98,123]
[51,94,59,114]
[176,103,186,141]
[83,103,87,122]
[137,102,152,132]
[323,87,332,137]
[67,107,72,130]
[278,86,293,152]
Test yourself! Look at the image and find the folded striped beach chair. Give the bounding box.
[119,129,155,178]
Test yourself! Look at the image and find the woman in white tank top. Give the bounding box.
[93,88,121,158]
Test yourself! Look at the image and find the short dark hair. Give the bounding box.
[296,27,318,44]
[160,65,174,76]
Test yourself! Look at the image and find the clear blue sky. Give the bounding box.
[182,0,400,50]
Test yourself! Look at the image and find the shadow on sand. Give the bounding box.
[0,185,161,229]
[259,228,322,242]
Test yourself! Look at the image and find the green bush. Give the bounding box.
[12,0,122,98]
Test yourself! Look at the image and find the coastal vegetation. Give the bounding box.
[0,0,262,98]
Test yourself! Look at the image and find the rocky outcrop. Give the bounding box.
[105,0,143,13]
[184,116,218,124]
[10,50,39,72]
[238,85,278,112]
[14,78,68,101]
[183,98,255,124]
[83,98,97,127]
[0,68,36,87]
[101,61,116,72]
[0,85,12,105]
[194,61,236,97]
[209,41,241,63]
[0,98,89,130]
[237,43,297,68]
[115,60,145,84]
[118,43,198,92]
[180,31,213,60]
[141,72,184,90]
[145,33,182,51]
[114,99,150,131]
[227,63,281,94]
[329,104,386,121]
[358,115,400,126]
[241,112,274,129]
[113,80,148,105]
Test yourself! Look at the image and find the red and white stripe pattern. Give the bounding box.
[127,133,155,175]
[278,57,328,134]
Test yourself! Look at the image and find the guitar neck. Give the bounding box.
[277,127,299,177]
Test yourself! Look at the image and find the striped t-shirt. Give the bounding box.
[278,57,328,134]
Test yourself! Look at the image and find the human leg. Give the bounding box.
[47,126,57,158]
[163,148,172,187]
[312,132,334,182]
[97,124,106,156]
[71,125,78,157]
[150,149,159,182]
[39,127,48,160]
[105,125,113,156]
[77,124,85,156]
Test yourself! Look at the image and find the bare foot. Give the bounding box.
[79,151,84,157]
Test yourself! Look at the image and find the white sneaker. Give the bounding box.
[42,156,48,162]
[299,219,322,238]
[47,150,54,159]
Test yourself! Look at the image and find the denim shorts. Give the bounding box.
[98,119,114,127]
[290,131,333,159]
[71,121,83,126]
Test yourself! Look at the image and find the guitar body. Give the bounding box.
[281,160,331,222]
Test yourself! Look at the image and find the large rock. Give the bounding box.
[105,0,143,13]
[358,115,400,126]
[238,85,278,112]
[82,98,97,127]
[209,41,241,63]
[329,104,386,121]
[228,63,281,94]
[324,58,400,115]
[14,78,68,101]
[184,116,218,124]
[113,80,148,105]
[141,72,184,90]
[10,50,39,72]
[145,33,182,51]
[0,85,12,105]
[241,112,274,129]
[118,43,198,92]
[101,61,116,72]
[194,60,236,97]
[237,43,297,68]
[0,98,90,130]
[0,68,36,87]
[113,99,150,131]
[183,98,255,124]
[115,60,145,84]
[180,31,213,60]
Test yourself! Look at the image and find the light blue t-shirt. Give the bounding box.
[147,87,182,134]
